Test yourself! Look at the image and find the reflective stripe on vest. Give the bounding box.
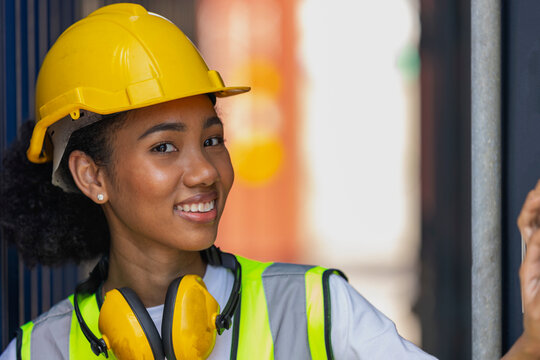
[234,257,342,360]
[17,321,33,360]
[17,256,344,360]
[16,294,105,360]
[305,266,328,360]
[234,257,274,359]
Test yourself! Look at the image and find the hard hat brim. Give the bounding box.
[27,85,250,164]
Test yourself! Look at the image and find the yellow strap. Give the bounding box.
[19,321,34,360]
[305,266,328,360]
[235,256,274,360]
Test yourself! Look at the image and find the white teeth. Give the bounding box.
[177,200,215,213]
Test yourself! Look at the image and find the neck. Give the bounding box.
[102,235,206,307]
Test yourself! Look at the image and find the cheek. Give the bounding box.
[112,156,180,202]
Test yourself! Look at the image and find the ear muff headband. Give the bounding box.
[211,251,241,333]
[162,277,183,360]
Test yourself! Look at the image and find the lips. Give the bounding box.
[173,192,218,223]
[174,200,215,213]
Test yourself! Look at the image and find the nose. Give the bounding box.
[181,147,219,188]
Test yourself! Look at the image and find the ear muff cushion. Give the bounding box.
[162,275,220,360]
[162,276,183,360]
[117,287,165,360]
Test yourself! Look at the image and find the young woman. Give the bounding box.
[0,3,436,359]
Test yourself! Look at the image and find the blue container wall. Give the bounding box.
[501,0,540,352]
[0,0,81,350]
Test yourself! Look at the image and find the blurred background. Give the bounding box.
[4,0,535,359]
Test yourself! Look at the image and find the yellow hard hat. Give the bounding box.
[27,3,250,164]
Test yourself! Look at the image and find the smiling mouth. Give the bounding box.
[174,200,215,213]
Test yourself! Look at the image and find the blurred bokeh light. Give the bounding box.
[199,0,422,346]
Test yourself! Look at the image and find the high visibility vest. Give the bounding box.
[17,256,345,359]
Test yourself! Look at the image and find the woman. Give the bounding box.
[0,3,435,359]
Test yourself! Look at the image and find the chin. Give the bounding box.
[173,234,217,252]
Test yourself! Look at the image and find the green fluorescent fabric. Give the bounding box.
[68,293,110,359]
[235,256,274,360]
[19,321,34,360]
[305,266,328,360]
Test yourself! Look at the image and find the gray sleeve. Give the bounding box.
[0,338,16,360]
[329,274,438,359]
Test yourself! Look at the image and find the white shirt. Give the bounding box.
[0,264,436,359]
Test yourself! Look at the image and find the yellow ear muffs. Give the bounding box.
[162,275,220,360]
[98,288,165,359]
[73,247,240,359]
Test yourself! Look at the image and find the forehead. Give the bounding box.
[124,95,217,131]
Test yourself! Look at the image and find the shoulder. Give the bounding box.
[262,262,314,276]
[328,274,391,342]
[238,259,336,289]
[328,273,378,318]
[15,297,74,358]
[31,297,74,328]
[0,339,16,360]
[25,296,74,338]
[236,256,328,277]
[328,275,437,359]
[236,257,318,283]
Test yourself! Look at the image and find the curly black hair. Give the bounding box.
[0,114,126,267]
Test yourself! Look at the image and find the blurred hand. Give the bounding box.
[503,180,540,359]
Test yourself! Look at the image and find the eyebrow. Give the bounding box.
[137,116,222,140]
[138,123,186,140]
[204,116,223,129]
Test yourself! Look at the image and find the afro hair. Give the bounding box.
[0,118,125,267]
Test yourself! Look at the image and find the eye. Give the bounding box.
[152,143,177,153]
[204,137,224,147]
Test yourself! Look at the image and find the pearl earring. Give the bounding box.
[97,194,104,201]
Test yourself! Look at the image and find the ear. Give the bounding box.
[68,150,109,204]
